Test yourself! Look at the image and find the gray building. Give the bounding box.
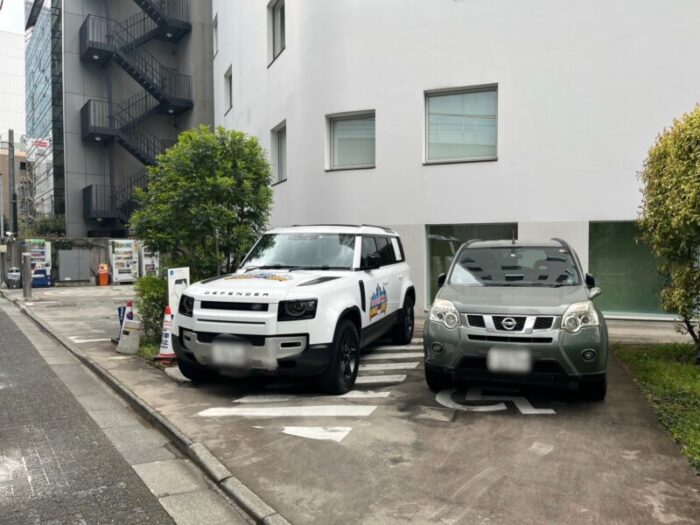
[25,0,213,237]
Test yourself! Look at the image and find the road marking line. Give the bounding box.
[355,374,407,385]
[198,405,377,418]
[359,362,419,371]
[436,388,507,412]
[254,426,353,442]
[370,345,423,351]
[68,337,111,344]
[235,391,391,403]
[362,352,423,361]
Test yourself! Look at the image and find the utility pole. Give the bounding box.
[8,129,17,266]
[22,241,31,300]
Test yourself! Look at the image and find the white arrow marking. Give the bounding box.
[359,362,419,371]
[362,352,423,361]
[236,391,391,403]
[465,388,556,415]
[355,374,407,385]
[253,426,353,442]
[436,388,507,412]
[198,405,377,418]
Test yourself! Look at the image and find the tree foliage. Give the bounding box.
[639,106,700,357]
[134,275,168,344]
[130,126,273,280]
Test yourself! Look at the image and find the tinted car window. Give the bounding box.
[450,246,581,287]
[375,236,396,266]
[361,236,378,267]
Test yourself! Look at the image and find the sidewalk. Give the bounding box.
[0,306,173,524]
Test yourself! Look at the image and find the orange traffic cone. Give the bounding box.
[156,305,177,364]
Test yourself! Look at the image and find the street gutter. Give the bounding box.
[0,289,291,525]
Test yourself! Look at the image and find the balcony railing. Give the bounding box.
[83,184,119,220]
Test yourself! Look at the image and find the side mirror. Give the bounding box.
[589,287,602,300]
[363,253,381,271]
[585,273,596,288]
[437,273,447,288]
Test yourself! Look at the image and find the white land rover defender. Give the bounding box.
[173,225,415,394]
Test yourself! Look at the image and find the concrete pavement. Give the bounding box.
[3,285,700,524]
[0,298,252,525]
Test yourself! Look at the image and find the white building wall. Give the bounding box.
[213,0,700,308]
[0,30,26,140]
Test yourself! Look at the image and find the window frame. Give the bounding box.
[424,84,498,165]
[224,65,233,114]
[327,110,377,172]
[212,14,218,58]
[271,121,287,185]
[268,0,286,66]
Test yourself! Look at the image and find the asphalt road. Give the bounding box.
[7,286,700,524]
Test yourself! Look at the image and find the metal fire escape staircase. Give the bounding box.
[79,0,191,224]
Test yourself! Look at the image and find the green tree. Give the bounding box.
[130,126,273,280]
[639,106,700,362]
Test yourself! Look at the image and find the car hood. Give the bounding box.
[438,284,592,315]
[185,269,349,302]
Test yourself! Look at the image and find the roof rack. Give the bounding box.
[361,224,396,233]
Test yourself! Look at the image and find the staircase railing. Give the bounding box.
[82,14,192,102]
[135,0,191,24]
[121,10,158,45]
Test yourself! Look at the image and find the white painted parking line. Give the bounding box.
[235,391,391,403]
[359,362,420,371]
[253,426,353,442]
[370,345,423,352]
[362,352,423,361]
[198,405,377,418]
[355,375,407,385]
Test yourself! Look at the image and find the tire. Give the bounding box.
[579,374,607,401]
[319,319,361,395]
[425,366,452,393]
[178,358,218,384]
[392,295,415,345]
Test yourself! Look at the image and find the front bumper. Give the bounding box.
[173,328,332,377]
[424,317,608,385]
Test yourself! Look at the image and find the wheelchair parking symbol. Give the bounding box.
[436,387,556,415]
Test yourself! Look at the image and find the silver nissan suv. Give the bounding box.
[423,239,608,400]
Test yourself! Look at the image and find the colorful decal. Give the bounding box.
[225,273,293,282]
[369,285,388,320]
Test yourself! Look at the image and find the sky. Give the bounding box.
[0,0,25,34]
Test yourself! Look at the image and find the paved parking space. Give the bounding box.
[4,286,700,524]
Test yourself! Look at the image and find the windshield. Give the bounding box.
[449,246,581,287]
[242,233,356,270]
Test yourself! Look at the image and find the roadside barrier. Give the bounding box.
[116,318,141,355]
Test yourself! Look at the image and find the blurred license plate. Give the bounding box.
[487,348,531,373]
[211,341,247,367]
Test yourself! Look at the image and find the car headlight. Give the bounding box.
[562,301,599,334]
[178,294,194,317]
[278,299,318,321]
[430,299,460,329]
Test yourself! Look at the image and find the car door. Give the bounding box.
[360,236,386,329]
[374,236,401,315]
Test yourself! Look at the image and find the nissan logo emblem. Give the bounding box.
[501,317,517,331]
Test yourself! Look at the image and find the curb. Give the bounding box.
[0,290,291,525]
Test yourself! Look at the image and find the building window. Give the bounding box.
[272,122,287,183]
[329,111,375,170]
[270,0,285,61]
[426,85,497,163]
[224,65,233,112]
[213,15,218,57]
[19,161,27,170]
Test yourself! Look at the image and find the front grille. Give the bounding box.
[533,316,554,330]
[457,356,564,374]
[468,335,553,344]
[492,316,526,332]
[532,360,565,374]
[466,315,486,328]
[200,301,269,312]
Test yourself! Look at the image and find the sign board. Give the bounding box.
[168,267,190,313]
[0,244,6,254]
